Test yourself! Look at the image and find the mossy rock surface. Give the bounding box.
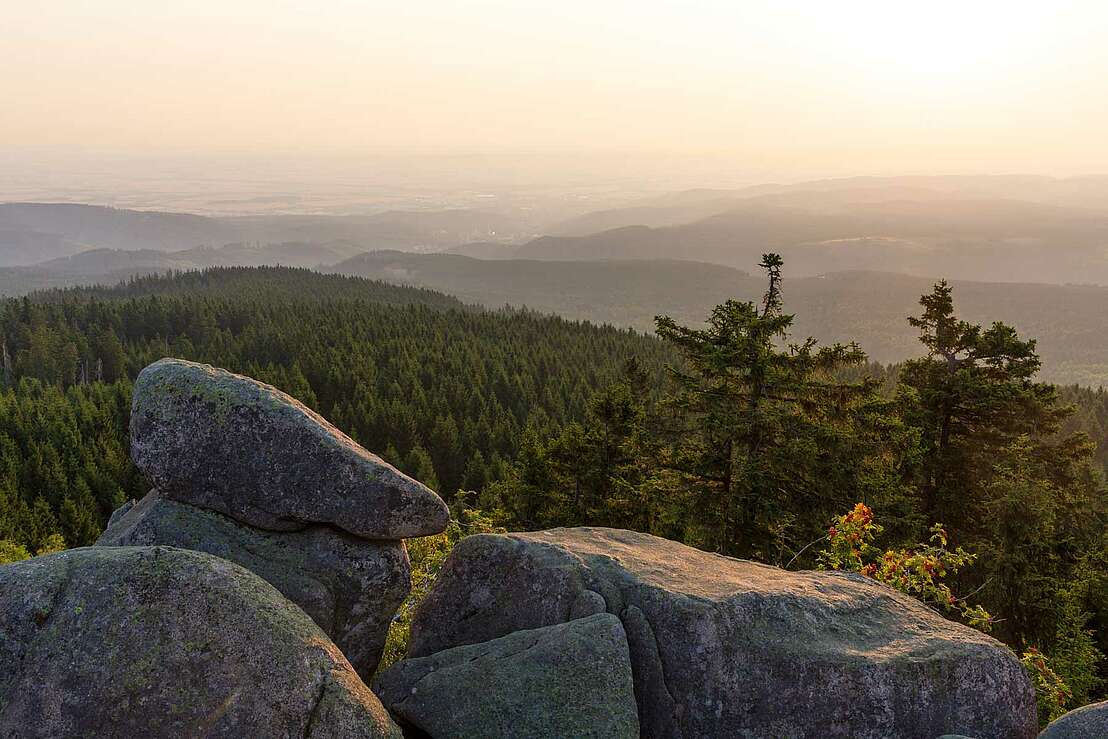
[1038,700,1108,738]
[409,527,1037,739]
[130,358,448,539]
[98,491,410,679]
[0,545,401,738]
[375,613,638,739]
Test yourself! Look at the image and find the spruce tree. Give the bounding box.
[654,254,886,559]
[898,281,1106,655]
[899,280,1073,536]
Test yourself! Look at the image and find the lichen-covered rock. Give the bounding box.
[0,546,402,738]
[1038,700,1108,738]
[374,613,638,739]
[408,527,1037,739]
[130,358,448,539]
[97,491,409,678]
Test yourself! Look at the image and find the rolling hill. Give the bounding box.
[334,251,1108,385]
[0,203,525,267]
[0,241,371,296]
[497,198,1108,285]
[546,174,1108,235]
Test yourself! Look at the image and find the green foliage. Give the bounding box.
[650,254,895,560]
[899,280,1072,532]
[0,540,30,564]
[485,358,664,532]
[0,532,65,565]
[0,379,136,550]
[35,533,65,555]
[0,266,668,552]
[377,500,501,672]
[1050,576,1105,710]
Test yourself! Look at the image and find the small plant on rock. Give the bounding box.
[376,497,501,674]
[818,503,993,630]
[1021,647,1071,724]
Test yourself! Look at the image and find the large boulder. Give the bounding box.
[374,612,639,739]
[129,358,448,539]
[0,545,402,738]
[96,491,409,678]
[408,527,1037,739]
[1038,700,1108,738]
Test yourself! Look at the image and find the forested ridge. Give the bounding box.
[4,263,1108,722]
[0,267,673,552]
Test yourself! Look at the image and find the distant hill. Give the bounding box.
[547,174,1108,235]
[545,184,955,236]
[443,241,518,259]
[334,251,1108,385]
[335,250,755,317]
[0,203,236,265]
[225,209,526,249]
[169,241,367,268]
[0,203,524,267]
[0,241,374,296]
[509,198,1108,284]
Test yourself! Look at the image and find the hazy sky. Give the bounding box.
[4,1,1108,177]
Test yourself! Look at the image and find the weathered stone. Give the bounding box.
[97,491,409,678]
[0,546,402,738]
[374,613,638,739]
[129,358,448,539]
[409,527,1037,739]
[1038,700,1108,738]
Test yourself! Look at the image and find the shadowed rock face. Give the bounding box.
[97,491,410,679]
[130,358,448,539]
[374,613,639,739]
[1039,700,1108,738]
[407,527,1038,739]
[0,546,402,738]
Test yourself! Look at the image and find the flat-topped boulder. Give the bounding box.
[1039,700,1108,738]
[97,491,410,678]
[0,546,402,738]
[374,613,639,739]
[130,358,448,539]
[408,527,1037,739]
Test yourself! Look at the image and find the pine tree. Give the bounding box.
[898,281,1106,657]
[899,280,1074,536]
[654,254,887,559]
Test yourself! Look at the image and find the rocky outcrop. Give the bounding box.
[1038,700,1108,738]
[0,546,402,738]
[96,491,409,680]
[374,613,639,739]
[130,358,448,539]
[104,357,452,678]
[407,527,1037,739]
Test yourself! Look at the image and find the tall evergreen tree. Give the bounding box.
[654,254,889,559]
[897,281,1106,657]
[899,280,1075,536]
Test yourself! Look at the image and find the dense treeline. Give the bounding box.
[0,267,672,549]
[5,263,1108,721]
[38,267,468,308]
[0,380,138,553]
